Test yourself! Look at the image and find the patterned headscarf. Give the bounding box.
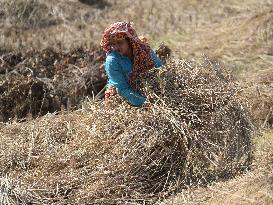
[100,22,155,86]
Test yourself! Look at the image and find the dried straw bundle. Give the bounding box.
[0,58,252,204]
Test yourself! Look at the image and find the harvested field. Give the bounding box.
[0,0,272,204]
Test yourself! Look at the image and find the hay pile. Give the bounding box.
[0,58,252,204]
[0,47,106,122]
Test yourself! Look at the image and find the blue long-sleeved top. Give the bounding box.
[105,49,162,106]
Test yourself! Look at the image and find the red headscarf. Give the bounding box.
[100,22,154,86]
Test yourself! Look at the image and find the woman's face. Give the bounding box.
[114,38,130,55]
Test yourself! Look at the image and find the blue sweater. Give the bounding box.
[105,49,162,106]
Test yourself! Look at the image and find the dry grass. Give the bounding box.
[160,130,273,205]
[0,0,62,29]
[0,58,252,204]
[1,0,272,51]
[0,47,106,122]
[242,68,273,128]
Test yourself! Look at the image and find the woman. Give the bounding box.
[100,22,162,107]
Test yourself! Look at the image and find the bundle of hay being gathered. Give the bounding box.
[0,58,253,204]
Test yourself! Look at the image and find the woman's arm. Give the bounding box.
[105,56,146,107]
